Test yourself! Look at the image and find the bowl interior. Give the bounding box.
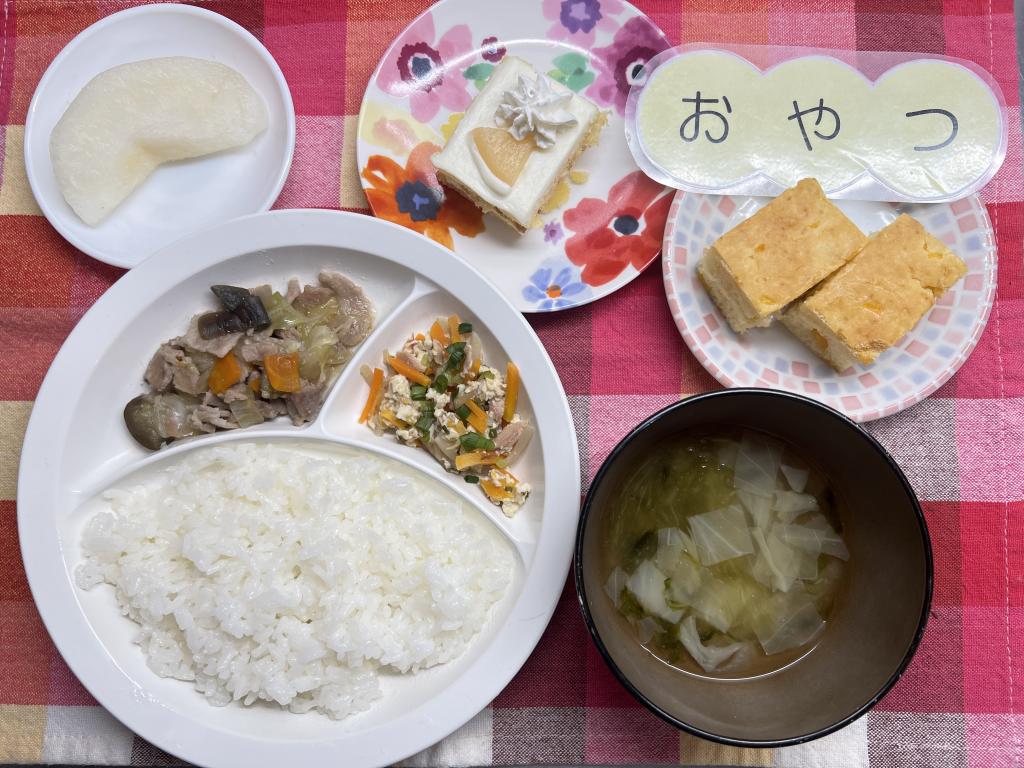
[578,391,931,745]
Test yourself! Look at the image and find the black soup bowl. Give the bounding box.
[575,389,932,746]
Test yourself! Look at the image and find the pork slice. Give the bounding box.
[318,271,375,346]
[494,421,527,451]
[188,405,238,433]
[175,315,241,358]
[143,344,179,391]
[285,384,324,425]
[256,398,289,419]
[221,384,251,404]
[292,285,334,315]
[237,335,292,364]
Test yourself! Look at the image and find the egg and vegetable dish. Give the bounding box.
[360,316,533,516]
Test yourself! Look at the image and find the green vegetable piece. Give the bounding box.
[410,384,427,400]
[464,475,480,484]
[432,373,449,392]
[455,404,471,420]
[460,432,486,451]
[458,322,473,334]
[478,370,495,380]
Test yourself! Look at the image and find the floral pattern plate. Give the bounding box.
[663,191,996,421]
[358,0,672,313]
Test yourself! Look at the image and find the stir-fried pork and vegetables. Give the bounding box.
[124,271,374,450]
[360,316,533,516]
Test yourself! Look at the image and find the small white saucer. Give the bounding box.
[24,4,295,269]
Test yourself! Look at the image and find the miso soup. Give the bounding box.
[602,429,848,678]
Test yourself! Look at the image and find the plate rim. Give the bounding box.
[17,209,581,768]
[354,0,669,314]
[662,189,997,421]
[22,3,297,269]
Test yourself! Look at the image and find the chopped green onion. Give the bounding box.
[496,458,509,468]
[460,432,485,451]
[458,322,473,335]
[410,384,427,400]
[432,373,449,392]
[478,371,495,380]
[415,408,434,436]
[464,474,480,484]
[483,438,496,451]
[488,427,498,438]
[455,404,471,421]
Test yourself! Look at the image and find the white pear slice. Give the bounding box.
[50,57,268,226]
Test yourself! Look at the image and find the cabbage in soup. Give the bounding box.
[602,430,848,677]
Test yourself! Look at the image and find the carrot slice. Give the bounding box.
[359,367,385,424]
[429,320,449,346]
[263,353,301,393]
[465,399,489,434]
[503,362,520,423]
[470,358,482,377]
[455,452,503,471]
[448,314,461,343]
[208,352,243,395]
[248,375,261,393]
[480,479,514,502]
[387,355,431,386]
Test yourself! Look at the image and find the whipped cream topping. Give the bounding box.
[495,73,578,150]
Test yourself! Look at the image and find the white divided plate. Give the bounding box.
[24,5,295,269]
[357,0,672,313]
[663,192,996,421]
[17,211,580,768]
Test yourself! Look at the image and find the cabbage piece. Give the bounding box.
[781,463,809,493]
[751,528,801,592]
[688,573,762,633]
[666,553,703,607]
[781,516,849,561]
[604,566,628,607]
[689,506,754,566]
[716,439,739,468]
[750,591,826,655]
[636,616,661,645]
[806,558,844,614]
[626,560,682,623]
[654,527,694,572]
[797,551,819,580]
[678,615,752,673]
[773,491,820,523]
[733,432,783,496]
[738,490,775,530]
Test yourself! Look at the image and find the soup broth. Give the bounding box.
[601,429,848,678]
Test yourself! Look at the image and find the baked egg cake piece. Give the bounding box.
[432,55,605,234]
[781,213,968,371]
[698,178,866,333]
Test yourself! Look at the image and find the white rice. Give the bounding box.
[75,442,514,719]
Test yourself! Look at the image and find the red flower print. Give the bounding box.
[563,171,670,286]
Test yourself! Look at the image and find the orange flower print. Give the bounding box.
[362,142,484,249]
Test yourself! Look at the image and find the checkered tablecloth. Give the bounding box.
[1,0,1021,765]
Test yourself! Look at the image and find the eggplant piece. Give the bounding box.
[198,310,246,339]
[123,392,202,450]
[235,294,271,330]
[210,284,251,311]
[210,285,271,332]
[124,394,163,450]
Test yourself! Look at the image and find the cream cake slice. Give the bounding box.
[781,214,967,371]
[432,56,606,234]
[698,178,866,333]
